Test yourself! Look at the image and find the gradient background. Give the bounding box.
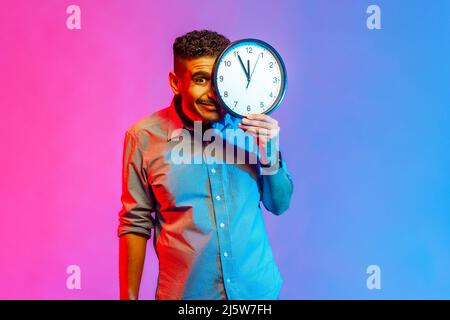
[1,0,449,299]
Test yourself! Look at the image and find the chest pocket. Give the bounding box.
[226,162,261,206]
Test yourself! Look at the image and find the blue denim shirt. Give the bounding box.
[118,96,294,299]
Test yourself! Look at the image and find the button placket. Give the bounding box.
[206,161,234,297]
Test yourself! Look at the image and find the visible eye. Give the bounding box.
[194,77,208,84]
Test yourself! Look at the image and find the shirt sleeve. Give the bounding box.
[259,151,294,215]
[117,130,156,239]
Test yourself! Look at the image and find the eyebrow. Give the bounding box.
[191,71,211,78]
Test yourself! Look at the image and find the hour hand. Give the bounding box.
[237,54,249,81]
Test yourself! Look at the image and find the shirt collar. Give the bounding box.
[166,95,238,141]
[166,96,185,141]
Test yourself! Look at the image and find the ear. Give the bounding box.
[169,71,181,95]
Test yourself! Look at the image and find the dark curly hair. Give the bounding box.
[173,30,231,58]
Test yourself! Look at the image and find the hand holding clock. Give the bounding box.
[213,39,286,167]
[238,113,280,167]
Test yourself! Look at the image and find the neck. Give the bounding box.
[174,96,212,132]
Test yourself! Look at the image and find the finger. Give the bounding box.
[246,113,277,124]
[238,124,270,136]
[240,118,274,129]
[240,129,269,144]
[239,124,280,139]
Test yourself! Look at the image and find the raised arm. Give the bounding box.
[260,151,294,215]
[238,114,294,215]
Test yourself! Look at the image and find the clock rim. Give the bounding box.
[212,38,288,118]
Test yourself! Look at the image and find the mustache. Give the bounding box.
[197,99,218,106]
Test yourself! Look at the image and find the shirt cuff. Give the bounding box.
[260,151,284,176]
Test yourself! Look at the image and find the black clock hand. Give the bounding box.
[237,54,249,81]
[246,53,261,89]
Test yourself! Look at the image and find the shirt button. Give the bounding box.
[215,195,221,201]
[211,168,216,174]
[223,252,228,257]
[220,223,225,228]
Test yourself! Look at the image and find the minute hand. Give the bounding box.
[246,53,261,89]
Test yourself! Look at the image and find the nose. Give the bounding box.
[208,84,218,102]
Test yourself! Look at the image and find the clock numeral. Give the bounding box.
[246,47,253,54]
[224,60,231,67]
[273,77,278,83]
[260,52,264,58]
[260,102,264,108]
[247,105,251,112]
[233,51,239,57]
[269,92,273,98]
[269,62,273,68]
[234,101,238,108]
[224,91,228,98]
[219,76,224,82]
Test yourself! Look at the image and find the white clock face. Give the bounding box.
[214,39,287,117]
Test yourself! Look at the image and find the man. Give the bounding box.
[118,30,293,300]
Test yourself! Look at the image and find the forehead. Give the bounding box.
[183,56,217,74]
